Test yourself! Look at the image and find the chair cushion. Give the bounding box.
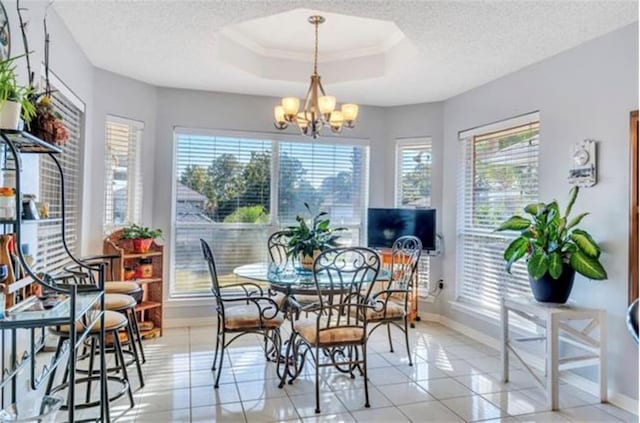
[364,301,406,321]
[105,281,141,295]
[104,293,137,311]
[294,317,364,345]
[224,305,284,330]
[54,310,128,334]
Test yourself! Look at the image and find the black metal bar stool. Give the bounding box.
[45,310,135,413]
[104,281,146,363]
[104,293,145,387]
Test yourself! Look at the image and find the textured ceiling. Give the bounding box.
[53,1,638,106]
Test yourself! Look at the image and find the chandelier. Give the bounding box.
[273,15,359,139]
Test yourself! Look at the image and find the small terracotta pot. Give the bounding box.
[299,250,321,271]
[132,238,153,253]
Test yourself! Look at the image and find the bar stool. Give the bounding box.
[105,281,146,363]
[104,293,145,387]
[46,311,135,414]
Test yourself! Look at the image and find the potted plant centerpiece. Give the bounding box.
[496,186,607,303]
[285,203,346,271]
[121,224,163,254]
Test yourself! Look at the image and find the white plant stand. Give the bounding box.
[501,296,607,410]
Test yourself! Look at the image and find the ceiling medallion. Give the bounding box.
[273,15,359,139]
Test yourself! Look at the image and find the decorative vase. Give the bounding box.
[299,250,320,271]
[132,238,153,253]
[0,101,21,130]
[528,265,576,304]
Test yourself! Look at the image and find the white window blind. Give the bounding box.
[37,89,83,274]
[174,133,272,295]
[173,131,369,297]
[104,116,143,231]
[395,139,432,290]
[457,115,539,310]
[278,142,368,247]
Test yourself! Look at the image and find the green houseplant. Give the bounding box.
[496,186,607,303]
[284,203,346,270]
[0,56,36,129]
[121,224,163,253]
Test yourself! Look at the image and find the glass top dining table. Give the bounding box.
[233,262,391,295]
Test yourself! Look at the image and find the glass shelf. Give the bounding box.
[0,131,61,155]
[0,291,103,329]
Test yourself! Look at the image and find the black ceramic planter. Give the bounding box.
[528,265,576,304]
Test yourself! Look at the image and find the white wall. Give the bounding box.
[85,69,157,254]
[439,23,639,402]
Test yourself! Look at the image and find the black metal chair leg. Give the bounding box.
[86,337,96,404]
[214,333,225,388]
[212,318,221,371]
[387,323,394,353]
[125,316,145,388]
[314,346,320,414]
[129,309,146,364]
[363,343,370,408]
[112,329,135,408]
[404,318,413,366]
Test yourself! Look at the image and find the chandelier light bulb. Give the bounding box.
[341,104,359,126]
[274,106,286,123]
[282,97,300,118]
[330,110,344,132]
[318,96,336,115]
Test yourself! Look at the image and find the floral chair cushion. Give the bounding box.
[224,304,284,330]
[294,317,365,345]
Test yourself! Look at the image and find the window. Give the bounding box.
[395,138,432,291]
[104,116,143,231]
[37,86,84,273]
[173,130,369,296]
[457,114,539,310]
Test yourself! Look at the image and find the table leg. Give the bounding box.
[501,299,509,383]
[546,314,559,411]
[599,311,608,403]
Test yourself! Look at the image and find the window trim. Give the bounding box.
[170,128,371,298]
[394,136,433,208]
[103,115,144,233]
[455,112,540,309]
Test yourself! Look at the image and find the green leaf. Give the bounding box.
[546,201,560,225]
[524,203,545,216]
[504,237,528,273]
[548,252,563,279]
[527,251,548,279]
[570,229,601,258]
[565,186,579,218]
[496,216,531,232]
[570,250,608,280]
[567,212,589,229]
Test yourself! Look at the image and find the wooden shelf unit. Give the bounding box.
[103,230,164,338]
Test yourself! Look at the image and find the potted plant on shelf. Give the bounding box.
[121,224,163,253]
[0,56,36,130]
[496,186,607,303]
[284,203,346,271]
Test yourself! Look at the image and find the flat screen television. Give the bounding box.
[367,208,436,251]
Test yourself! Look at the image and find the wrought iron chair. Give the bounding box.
[366,235,422,366]
[280,247,380,414]
[200,239,284,388]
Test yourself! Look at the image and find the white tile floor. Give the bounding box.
[77,322,638,422]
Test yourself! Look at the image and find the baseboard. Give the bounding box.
[437,315,639,415]
[165,316,216,328]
